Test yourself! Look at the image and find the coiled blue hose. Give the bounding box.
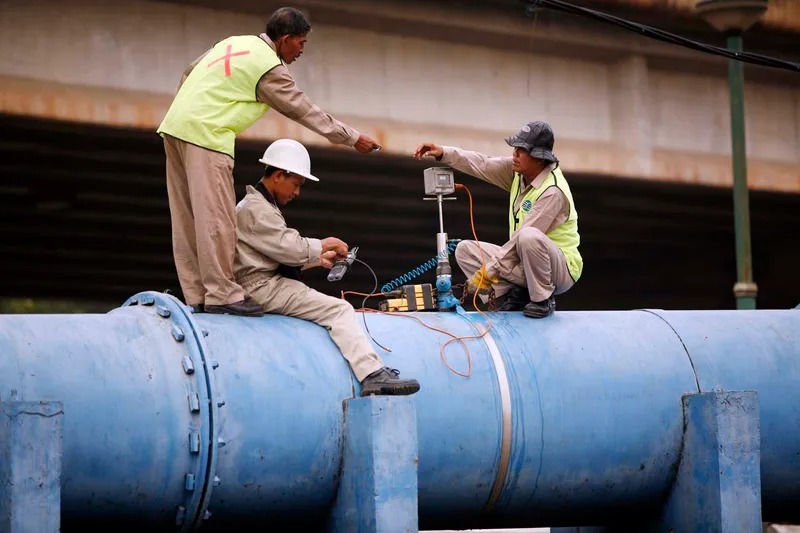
[381,241,460,294]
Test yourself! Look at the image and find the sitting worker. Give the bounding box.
[413,121,582,318]
[234,138,420,396]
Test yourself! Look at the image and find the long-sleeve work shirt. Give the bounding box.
[234,185,322,290]
[439,146,569,279]
[179,34,360,147]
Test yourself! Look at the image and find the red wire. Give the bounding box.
[342,182,493,378]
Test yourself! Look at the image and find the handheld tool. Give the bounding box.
[327,246,359,282]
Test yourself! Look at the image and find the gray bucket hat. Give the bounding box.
[505,121,559,163]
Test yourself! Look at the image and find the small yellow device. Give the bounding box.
[379,284,437,312]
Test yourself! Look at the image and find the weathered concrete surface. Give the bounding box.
[660,391,762,533]
[328,396,418,533]
[0,0,798,192]
[0,400,64,533]
[587,0,800,32]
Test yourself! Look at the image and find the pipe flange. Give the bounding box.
[123,291,221,531]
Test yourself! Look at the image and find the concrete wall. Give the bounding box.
[0,0,798,191]
[591,0,800,32]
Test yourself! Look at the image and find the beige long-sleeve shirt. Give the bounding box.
[234,185,322,289]
[178,34,360,147]
[439,146,569,279]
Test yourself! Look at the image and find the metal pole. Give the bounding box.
[727,32,757,309]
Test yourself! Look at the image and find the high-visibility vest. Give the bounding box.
[157,35,281,157]
[508,167,583,281]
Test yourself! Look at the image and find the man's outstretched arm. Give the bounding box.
[414,142,514,192]
[257,66,380,153]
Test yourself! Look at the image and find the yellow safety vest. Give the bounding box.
[508,167,583,281]
[157,35,281,158]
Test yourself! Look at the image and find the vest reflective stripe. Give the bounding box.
[508,168,583,281]
[157,35,281,158]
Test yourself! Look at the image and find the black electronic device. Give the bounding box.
[327,246,359,282]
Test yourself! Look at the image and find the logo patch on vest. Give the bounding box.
[521,199,533,213]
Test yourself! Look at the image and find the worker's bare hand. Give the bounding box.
[413,142,443,160]
[320,250,338,269]
[321,237,349,258]
[354,134,381,154]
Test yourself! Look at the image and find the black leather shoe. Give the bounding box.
[523,296,556,318]
[360,367,421,396]
[205,298,264,317]
[497,286,531,312]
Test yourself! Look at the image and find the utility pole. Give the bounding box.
[695,0,767,309]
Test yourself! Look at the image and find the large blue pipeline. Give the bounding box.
[1,290,798,531]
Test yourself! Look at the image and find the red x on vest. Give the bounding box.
[207,44,251,77]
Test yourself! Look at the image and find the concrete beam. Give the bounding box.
[328,396,419,533]
[582,0,800,33]
[660,390,762,532]
[0,0,798,192]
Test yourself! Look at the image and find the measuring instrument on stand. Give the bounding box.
[378,167,464,313]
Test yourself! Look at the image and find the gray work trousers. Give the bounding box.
[455,227,575,303]
[163,134,244,306]
[246,275,385,382]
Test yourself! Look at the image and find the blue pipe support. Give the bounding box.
[0,291,798,531]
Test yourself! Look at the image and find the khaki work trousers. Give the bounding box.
[247,276,385,382]
[164,135,244,306]
[455,227,575,303]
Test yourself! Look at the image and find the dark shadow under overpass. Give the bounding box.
[1,113,798,311]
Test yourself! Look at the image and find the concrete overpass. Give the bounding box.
[0,0,798,310]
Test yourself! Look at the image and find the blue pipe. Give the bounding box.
[0,291,798,531]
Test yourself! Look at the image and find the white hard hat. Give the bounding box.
[258,138,318,182]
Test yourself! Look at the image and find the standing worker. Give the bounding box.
[157,7,380,316]
[234,138,420,396]
[413,121,582,318]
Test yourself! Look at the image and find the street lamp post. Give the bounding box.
[695,0,767,310]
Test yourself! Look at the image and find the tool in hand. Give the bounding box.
[328,246,359,282]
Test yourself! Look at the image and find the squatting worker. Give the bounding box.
[234,138,420,396]
[157,7,381,316]
[413,121,582,318]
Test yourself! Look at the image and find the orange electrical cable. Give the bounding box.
[354,307,474,377]
[343,182,493,379]
[340,290,385,300]
[438,183,493,370]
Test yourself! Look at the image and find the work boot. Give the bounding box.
[497,286,530,312]
[360,367,420,396]
[523,296,556,319]
[205,297,264,317]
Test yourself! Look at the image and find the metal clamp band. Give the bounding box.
[481,331,513,513]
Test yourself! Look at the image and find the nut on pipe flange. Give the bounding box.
[123,291,223,531]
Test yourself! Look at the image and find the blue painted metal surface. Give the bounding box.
[327,396,418,533]
[661,391,762,533]
[0,401,63,533]
[0,290,798,531]
[645,309,800,521]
